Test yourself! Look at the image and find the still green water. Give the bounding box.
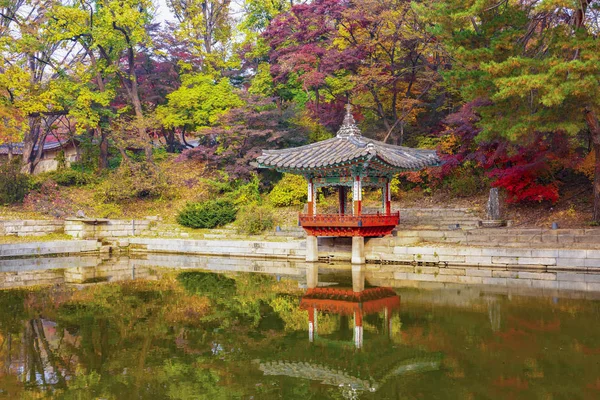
[0,259,600,399]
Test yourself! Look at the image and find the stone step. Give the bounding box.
[399,217,482,223]
[398,221,482,228]
[397,224,480,231]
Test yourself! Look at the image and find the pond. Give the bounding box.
[0,256,599,399]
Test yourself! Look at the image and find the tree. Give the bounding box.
[156,73,243,140]
[95,0,157,162]
[263,0,445,141]
[177,93,308,178]
[336,0,445,143]
[431,0,600,220]
[264,0,352,126]
[166,0,235,74]
[0,0,81,173]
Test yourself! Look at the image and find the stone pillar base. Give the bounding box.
[351,236,365,264]
[306,235,319,262]
[352,264,365,292]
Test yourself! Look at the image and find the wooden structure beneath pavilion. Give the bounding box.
[257,105,440,262]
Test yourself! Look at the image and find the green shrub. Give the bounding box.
[177,199,237,229]
[230,175,261,206]
[236,205,275,235]
[0,160,31,204]
[49,169,96,186]
[268,174,306,207]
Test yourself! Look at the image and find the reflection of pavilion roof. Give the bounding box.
[300,287,400,315]
[256,106,440,174]
[259,357,441,392]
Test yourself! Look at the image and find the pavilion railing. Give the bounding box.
[298,212,400,227]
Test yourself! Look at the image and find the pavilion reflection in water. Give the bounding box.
[259,264,441,394]
[301,265,400,349]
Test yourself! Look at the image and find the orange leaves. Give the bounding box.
[0,102,25,145]
[439,133,460,155]
[576,150,595,182]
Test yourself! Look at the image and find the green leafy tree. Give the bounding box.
[157,74,242,134]
[429,0,600,221]
[167,0,235,74]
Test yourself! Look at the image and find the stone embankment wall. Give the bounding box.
[398,228,600,248]
[0,220,64,237]
[127,238,306,259]
[65,219,152,239]
[317,237,600,291]
[0,219,153,239]
[0,240,100,258]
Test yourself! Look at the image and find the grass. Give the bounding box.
[0,233,73,244]
[0,206,53,220]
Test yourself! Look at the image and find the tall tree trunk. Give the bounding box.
[21,117,43,174]
[129,80,154,163]
[90,52,110,171]
[98,127,109,170]
[594,141,600,223]
[585,109,600,222]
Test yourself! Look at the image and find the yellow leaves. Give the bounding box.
[46,5,90,41]
[0,101,25,144]
[93,0,155,51]
[0,66,61,116]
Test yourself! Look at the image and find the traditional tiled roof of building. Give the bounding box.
[0,142,24,155]
[257,105,440,174]
[0,137,78,156]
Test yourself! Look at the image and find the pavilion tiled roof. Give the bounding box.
[257,106,440,173]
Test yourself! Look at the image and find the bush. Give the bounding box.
[268,174,306,207]
[93,203,123,218]
[95,162,171,202]
[204,173,262,206]
[176,199,237,229]
[0,160,31,204]
[48,169,96,187]
[447,167,484,198]
[236,205,275,235]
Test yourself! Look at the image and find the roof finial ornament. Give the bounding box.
[336,102,362,138]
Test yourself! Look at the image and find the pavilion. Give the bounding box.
[257,105,440,263]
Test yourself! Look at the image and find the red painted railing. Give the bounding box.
[298,212,400,227]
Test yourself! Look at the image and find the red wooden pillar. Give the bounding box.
[353,176,362,215]
[307,178,316,215]
[385,178,391,215]
[338,186,346,215]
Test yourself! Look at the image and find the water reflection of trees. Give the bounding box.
[1,272,599,399]
[0,272,311,398]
